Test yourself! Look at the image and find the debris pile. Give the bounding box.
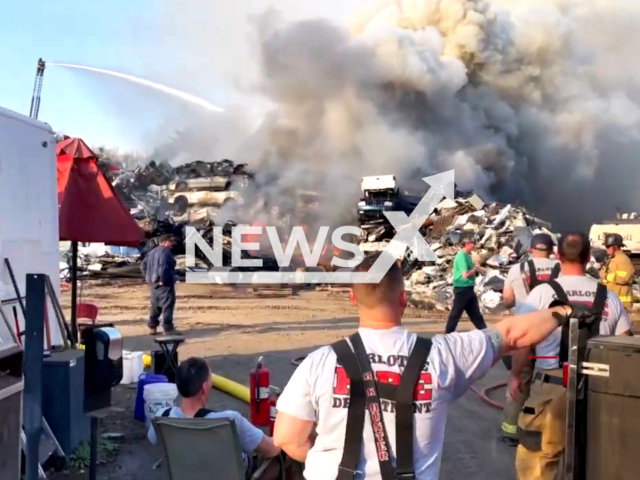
[59,242,142,281]
[99,158,254,223]
[358,192,555,314]
[76,161,639,312]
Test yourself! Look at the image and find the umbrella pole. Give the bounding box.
[70,241,78,343]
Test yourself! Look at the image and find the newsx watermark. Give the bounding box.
[185,170,456,284]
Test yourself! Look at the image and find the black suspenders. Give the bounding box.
[520,260,561,293]
[333,339,368,480]
[521,260,538,292]
[548,280,608,364]
[332,333,432,480]
[160,407,214,418]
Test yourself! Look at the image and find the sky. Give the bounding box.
[0,0,214,152]
[0,0,356,155]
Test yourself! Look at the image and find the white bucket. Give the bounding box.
[121,351,145,384]
[144,383,179,426]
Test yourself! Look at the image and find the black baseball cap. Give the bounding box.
[159,234,178,244]
[530,233,554,251]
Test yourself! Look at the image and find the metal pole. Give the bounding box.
[563,317,580,480]
[89,416,99,480]
[70,241,79,342]
[24,274,46,480]
[45,275,75,348]
[4,258,27,318]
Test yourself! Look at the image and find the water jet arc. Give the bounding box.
[50,63,225,113]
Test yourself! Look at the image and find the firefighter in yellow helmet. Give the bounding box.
[600,233,634,309]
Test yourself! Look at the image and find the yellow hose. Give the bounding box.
[141,353,250,403]
[211,373,250,403]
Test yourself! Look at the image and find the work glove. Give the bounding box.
[548,301,600,328]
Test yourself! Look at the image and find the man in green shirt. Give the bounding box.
[445,234,487,333]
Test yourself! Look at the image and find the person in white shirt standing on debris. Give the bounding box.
[500,233,560,444]
[273,252,589,480]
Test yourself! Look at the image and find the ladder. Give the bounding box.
[20,419,65,480]
[29,59,46,120]
[0,287,65,479]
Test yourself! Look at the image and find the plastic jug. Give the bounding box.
[143,383,179,426]
[122,351,133,384]
[135,373,168,421]
[122,351,145,385]
[130,352,144,381]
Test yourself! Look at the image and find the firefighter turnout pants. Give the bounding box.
[502,362,533,439]
[515,370,566,480]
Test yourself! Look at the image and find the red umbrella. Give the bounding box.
[57,137,143,245]
[57,137,145,340]
[56,136,96,161]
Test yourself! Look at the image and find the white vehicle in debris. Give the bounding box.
[169,190,244,216]
[168,175,231,192]
[168,160,252,192]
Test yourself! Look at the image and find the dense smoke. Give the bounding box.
[154,0,640,230]
[149,105,258,165]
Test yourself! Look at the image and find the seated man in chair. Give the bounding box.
[148,357,281,477]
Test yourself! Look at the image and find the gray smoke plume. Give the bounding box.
[155,0,640,230]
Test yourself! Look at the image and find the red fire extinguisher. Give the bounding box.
[269,387,281,436]
[250,356,271,427]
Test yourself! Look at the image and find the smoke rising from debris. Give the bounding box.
[155,0,640,229]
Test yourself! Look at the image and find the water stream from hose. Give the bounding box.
[50,63,225,113]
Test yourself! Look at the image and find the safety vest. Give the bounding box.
[546,280,607,365]
[331,333,432,480]
[520,259,561,294]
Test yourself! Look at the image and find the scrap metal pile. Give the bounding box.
[357,189,558,314]
[69,154,281,279]
[62,158,255,279]
[77,162,626,312]
[97,158,253,224]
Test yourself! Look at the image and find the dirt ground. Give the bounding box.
[50,279,634,480]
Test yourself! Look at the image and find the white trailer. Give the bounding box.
[0,106,62,347]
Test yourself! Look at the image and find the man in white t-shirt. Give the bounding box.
[272,253,582,480]
[501,233,560,444]
[511,232,630,480]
